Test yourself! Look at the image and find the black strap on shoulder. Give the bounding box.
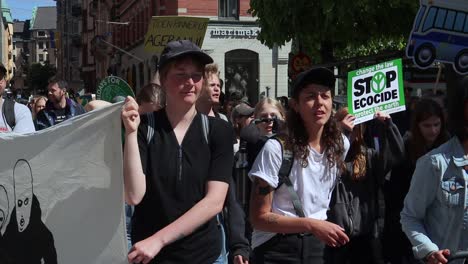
[146,112,210,145]
[271,137,305,218]
[200,114,209,145]
[2,99,16,130]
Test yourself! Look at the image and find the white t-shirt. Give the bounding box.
[248,135,349,248]
[0,101,35,133]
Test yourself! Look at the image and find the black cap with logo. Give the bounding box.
[292,67,335,97]
[158,40,213,71]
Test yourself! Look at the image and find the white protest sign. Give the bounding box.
[0,103,127,264]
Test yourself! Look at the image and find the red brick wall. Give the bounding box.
[240,0,252,17]
[180,0,218,16]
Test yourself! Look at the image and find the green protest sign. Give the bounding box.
[347,58,406,125]
[96,76,135,102]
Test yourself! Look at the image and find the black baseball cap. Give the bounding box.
[292,67,335,97]
[158,40,213,71]
[232,103,254,120]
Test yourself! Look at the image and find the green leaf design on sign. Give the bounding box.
[371,72,386,94]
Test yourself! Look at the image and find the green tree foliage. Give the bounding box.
[249,0,419,62]
[27,63,57,94]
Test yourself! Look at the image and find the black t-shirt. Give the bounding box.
[53,108,67,124]
[132,109,234,264]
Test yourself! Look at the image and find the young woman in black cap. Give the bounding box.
[249,67,350,263]
[121,40,233,264]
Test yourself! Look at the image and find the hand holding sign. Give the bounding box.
[340,114,356,132]
[374,111,391,123]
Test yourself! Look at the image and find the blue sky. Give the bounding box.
[6,0,56,21]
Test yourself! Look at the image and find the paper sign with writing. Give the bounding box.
[144,16,209,53]
[347,59,406,124]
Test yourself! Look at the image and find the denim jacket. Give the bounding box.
[401,137,468,259]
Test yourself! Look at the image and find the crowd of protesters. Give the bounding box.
[1,40,467,264]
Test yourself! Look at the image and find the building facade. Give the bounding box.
[56,0,83,92]
[1,0,14,82]
[12,20,31,91]
[82,0,290,102]
[29,6,57,67]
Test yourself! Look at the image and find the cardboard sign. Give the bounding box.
[144,16,209,53]
[96,76,135,102]
[406,0,468,75]
[347,59,406,124]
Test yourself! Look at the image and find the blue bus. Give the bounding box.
[407,0,468,74]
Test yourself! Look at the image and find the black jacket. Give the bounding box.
[329,119,404,237]
[35,98,85,130]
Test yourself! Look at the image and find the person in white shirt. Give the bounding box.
[249,67,350,264]
[0,64,35,134]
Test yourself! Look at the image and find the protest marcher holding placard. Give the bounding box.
[121,40,233,264]
[383,99,450,264]
[249,68,350,264]
[400,85,468,264]
[325,108,404,264]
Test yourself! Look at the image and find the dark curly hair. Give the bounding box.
[286,96,345,169]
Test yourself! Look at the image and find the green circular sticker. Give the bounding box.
[96,76,135,102]
[371,72,386,94]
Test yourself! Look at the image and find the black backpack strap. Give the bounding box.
[2,99,16,130]
[272,137,306,218]
[146,112,155,145]
[200,114,209,145]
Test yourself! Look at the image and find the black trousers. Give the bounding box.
[252,234,325,264]
[324,235,384,264]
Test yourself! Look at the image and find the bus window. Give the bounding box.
[415,6,427,32]
[423,7,437,32]
[465,16,468,33]
[454,12,466,32]
[444,10,456,30]
[435,9,447,29]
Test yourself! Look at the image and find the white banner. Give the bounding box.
[0,103,127,264]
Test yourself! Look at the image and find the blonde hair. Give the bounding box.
[254,97,286,119]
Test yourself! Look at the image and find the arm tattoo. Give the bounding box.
[267,214,279,224]
[258,186,270,196]
[255,178,271,196]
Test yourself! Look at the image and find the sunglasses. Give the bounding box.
[173,72,203,83]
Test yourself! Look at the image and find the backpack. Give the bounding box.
[2,99,16,130]
[327,176,362,237]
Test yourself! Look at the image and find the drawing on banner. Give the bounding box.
[347,59,406,125]
[406,0,468,74]
[0,185,8,232]
[3,159,57,264]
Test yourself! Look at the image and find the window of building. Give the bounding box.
[39,54,44,61]
[38,31,46,37]
[219,0,239,19]
[38,42,44,49]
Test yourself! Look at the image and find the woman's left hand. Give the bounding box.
[374,111,391,122]
[128,236,164,264]
[340,114,356,132]
[234,255,249,264]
